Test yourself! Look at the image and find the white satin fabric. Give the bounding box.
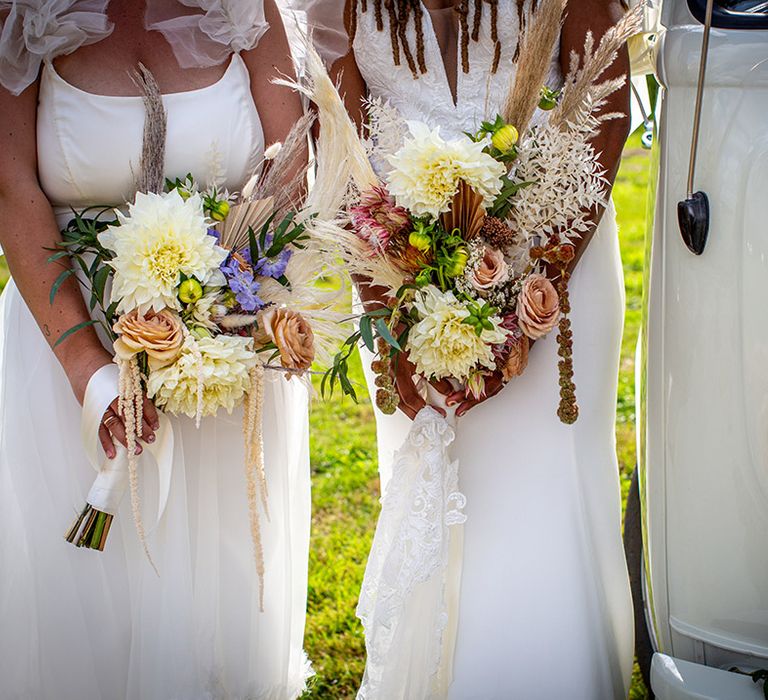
[354,2,635,697]
[0,52,312,699]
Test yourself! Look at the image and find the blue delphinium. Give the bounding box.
[220,255,264,312]
[249,234,293,280]
[254,247,292,279]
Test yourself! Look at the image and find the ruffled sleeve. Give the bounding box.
[145,0,270,69]
[0,0,113,96]
[282,0,350,67]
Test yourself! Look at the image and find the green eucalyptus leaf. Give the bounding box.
[53,319,98,347]
[359,315,374,352]
[375,319,401,350]
[49,268,74,305]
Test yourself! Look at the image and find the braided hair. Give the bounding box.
[348,0,533,77]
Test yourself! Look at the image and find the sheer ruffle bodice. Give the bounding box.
[0,0,268,95]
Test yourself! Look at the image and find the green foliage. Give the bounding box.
[462,298,500,336]
[48,207,119,343]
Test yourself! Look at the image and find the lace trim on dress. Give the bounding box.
[0,0,113,95]
[356,406,466,699]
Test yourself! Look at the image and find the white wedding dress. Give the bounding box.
[0,4,311,699]
[345,2,635,698]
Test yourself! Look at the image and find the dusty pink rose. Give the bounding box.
[113,309,184,369]
[470,245,508,292]
[501,336,530,381]
[516,273,560,339]
[260,308,315,372]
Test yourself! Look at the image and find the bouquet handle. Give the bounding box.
[66,365,175,550]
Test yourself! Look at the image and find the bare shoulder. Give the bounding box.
[561,0,627,38]
[240,0,295,76]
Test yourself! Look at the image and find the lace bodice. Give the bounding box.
[352,0,562,140]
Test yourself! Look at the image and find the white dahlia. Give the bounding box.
[147,335,257,418]
[385,121,505,219]
[406,286,506,381]
[100,190,227,314]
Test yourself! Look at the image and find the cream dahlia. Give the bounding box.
[99,190,227,314]
[406,287,506,381]
[146,334,257,418]
[386,122,505,219]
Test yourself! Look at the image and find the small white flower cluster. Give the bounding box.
[363,97,408,178]
[510,120,607,243]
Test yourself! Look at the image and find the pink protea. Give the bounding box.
[492,313,524,359]
[350,185,411,251]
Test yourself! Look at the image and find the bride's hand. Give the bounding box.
[66,349,159,459]
[446,372,505,418]
[98,395,159,460]
[391,354,449,421]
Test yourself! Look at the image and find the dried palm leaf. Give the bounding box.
[502,0,566,132]
[441,181,486,241]
[217,197,275,251]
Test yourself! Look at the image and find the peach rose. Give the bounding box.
[516,274,560,339]
[501,335,530,381]
[260,308,315,372]
[470,245,508,292]
[113,309,184,369]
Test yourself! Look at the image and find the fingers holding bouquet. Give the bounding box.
[98,395,159,459]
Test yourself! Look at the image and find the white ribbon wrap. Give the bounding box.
[356,395,466,700]
[81,364,175,527]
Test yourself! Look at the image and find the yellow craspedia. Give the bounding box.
[409,229,432,252]
[178,278,204,304]
[209,200,230,222]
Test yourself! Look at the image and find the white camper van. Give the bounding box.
[624,1,768,698]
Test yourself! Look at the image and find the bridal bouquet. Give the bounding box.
[317,2,643,424]
[52,69,341,602]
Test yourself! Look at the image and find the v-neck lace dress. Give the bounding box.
[351,2,635,697]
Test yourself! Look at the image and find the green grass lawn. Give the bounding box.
[305,129,653,699]
[0,131,652,698]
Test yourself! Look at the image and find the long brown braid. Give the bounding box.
[349,0,521,77]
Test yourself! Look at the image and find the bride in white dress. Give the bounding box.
[0,1,312,698]
[300,0,635,697]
